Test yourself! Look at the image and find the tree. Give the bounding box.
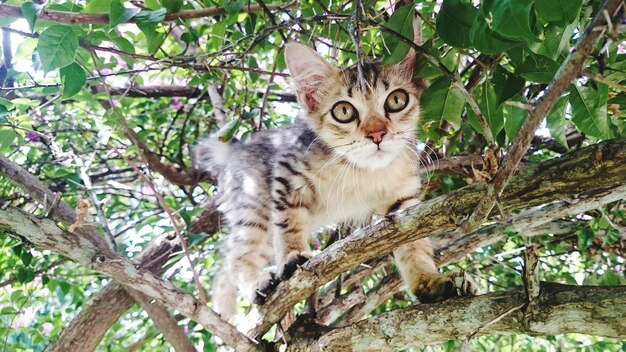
[0,0,625,351]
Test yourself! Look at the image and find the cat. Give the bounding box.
[194,41,477,319]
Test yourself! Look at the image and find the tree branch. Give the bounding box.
[249,139,626,337]
[459,0,625,233]
[0,207,258,352]
[289,283,626,351]
[0,2,296,25]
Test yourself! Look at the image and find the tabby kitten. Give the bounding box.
[195,42,476,319]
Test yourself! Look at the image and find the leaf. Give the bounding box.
[222,0,245,15]
[503,102,527,143]
[36,25,79,74]
[528,22,576,61]
[217,118,241,142]
[382,5,415,65]
[109,0,140,27]
[546,96,569,150]
[21,2,42,32]
[436,0,478,48]
[569,85,614,139]
[467,82,504,139]
[535,0,582,26]
[0,128,17,152]
[481,0,541,43]
[493,65,525,107]
[82,0,112,13]
[577,227,595,252]
[515,52,559,83]
[162,0,183,13]
[60,62,87,98]
[469,14,518,54]
[135,8,167,26]
[420,76,466,130]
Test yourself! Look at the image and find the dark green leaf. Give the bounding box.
[598,270,620,286]
[36,25,79,74]
[382,5,415,65]
[535,0,582,25]
[222,0,245,15]
[420,76,466,130]
[514,53,559,83]
[482,0,540,43]
[469,15,518,54]
[436,0,477,48]
[20,251,33,267]
[109,0,140,27]
[528,23,575,61]
[21,2,42,32]
[162,0,183,13]
[577,227,595,251]
[493,65,525,107]
[546,96,569,150]
[569,85,614,139]
[217,118,241,142]
[135,8,167,26]
[60,62,87,98]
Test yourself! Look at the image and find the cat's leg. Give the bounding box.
[390,197,478,303]
[216,193,273,314]
[394,238,477,302]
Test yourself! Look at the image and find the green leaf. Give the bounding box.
[382,5,415,65]
[577,227,595,251]
[60,62,87,98]
[546,96,569,150]
[162,0,183,13]
[36,25,79,74]
[436,0,477,48]
[21,2,42,32]
[20,251,33,267]
[217,118,241,142]
[569,85,614,139]
[82,0,112,13]
[493,65,525,107]
[482,0,541,43]
[135,8,167,26]
[467,82,504,139]
[503,102,527,143]
[109,0,140,27]
[222,0,245,15]
[528,22,576,61]
[535,0,582,26]
[469,14,518,54]
[110,36,135,54]
[0,128,17,152]
[599,270,620,286]
[515,53,559,83]
[420,76,466,130]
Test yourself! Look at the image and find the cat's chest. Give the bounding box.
[308,159,419,225]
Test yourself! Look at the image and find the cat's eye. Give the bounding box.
[385,89,409,112]
[331,101,358,123]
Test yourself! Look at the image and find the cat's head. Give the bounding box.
[285,42,424,170]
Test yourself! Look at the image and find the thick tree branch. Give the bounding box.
[0,207,258,352]
[288,283,626,351]
[0,2,296,25]
[460,0,625,233]
[249,139,626,337]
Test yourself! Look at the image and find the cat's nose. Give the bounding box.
[367,130,387,144]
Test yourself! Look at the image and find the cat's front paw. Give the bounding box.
[414,270,479,303]
[279,252,311,281]
[253,272,280,305]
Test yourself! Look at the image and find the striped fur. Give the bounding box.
[195,42,476,320]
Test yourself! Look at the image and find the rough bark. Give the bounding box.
[250,139,626,337]
[287,283,626,351]
[0,207,258,352]
[0,2,295,25]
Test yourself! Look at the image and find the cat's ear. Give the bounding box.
[397,14,422,79]
[285,42,337,113]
